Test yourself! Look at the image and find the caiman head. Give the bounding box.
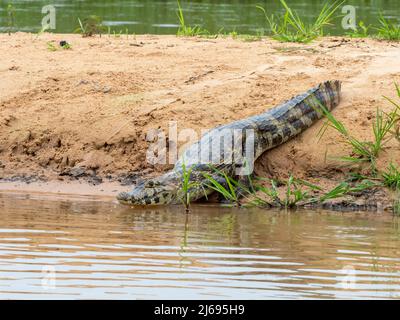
[117,171,180,205]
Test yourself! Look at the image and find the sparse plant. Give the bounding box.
[35,24,50,39]
[383,84,400,142]
[6,3,16,35]
[75,15,106,37]
[314,179,377,203]
[239,30,264,42]
[318,182,349,202]
[317,102,398,173]
[254,176,321,208]
[203,170,244,207]
[229,30,238,39]
[346,21,371,38]
[257,0,343,43]
[46,41,57,51]
[281,175,313,208]
[382,163,400,191]
[176,0,209,37]
[376,14,400,41]
[178,162,197,213]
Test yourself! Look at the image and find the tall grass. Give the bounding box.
[376,14,400,41]
[257,0,343,43]
[318,182,350,202]
[382,163,400,191]
[317,102,398,173]
[176,0,208,37]
[317,180,378,203]
[6,3,16,36]
[202,168,248,207]
[75,15,106,37]
[178,162,196,213]
[346,21,371,38]
[253,176,321,208]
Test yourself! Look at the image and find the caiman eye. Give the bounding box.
[146,181,155,187]
[145,180,162,188]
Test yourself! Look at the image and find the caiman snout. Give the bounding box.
[117,172,179,205]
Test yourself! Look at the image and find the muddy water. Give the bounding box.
[0,192,400,299]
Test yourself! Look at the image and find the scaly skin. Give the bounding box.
[117,80,342,205]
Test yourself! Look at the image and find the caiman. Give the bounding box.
[117,80,342,205]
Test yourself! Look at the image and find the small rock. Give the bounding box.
[59,40,69,47]
[88,175,103,186]
[60,166,86,178]
[52,138,61,148]
[77,79,89,86]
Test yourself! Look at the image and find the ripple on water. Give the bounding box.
[0,193,399,299]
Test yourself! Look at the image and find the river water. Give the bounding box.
[0,192,399,299]
[0,0,399,34]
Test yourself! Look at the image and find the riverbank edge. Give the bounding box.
[0,33,399,213]
[0,176,395,213]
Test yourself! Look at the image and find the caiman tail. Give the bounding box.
[117,80,342,206]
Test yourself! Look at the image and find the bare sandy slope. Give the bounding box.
[0,33,399,199]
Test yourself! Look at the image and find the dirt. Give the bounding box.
[0,33,399,208]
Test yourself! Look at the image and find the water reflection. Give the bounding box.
[0,0,399,35]
[0,192,399,299]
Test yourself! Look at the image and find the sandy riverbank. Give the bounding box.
[0,33,399,207]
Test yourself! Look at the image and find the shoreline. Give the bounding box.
[0,179,125,199]
[1,33,400,211]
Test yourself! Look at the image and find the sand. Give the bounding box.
[0,33,399,203]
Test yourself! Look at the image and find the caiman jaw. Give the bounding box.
[117,172,179,205]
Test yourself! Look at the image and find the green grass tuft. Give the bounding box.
[178,162,197,213]
[376,14,400,41]
[6,3,16,36]
[46,42,57,51]
[176,0,209,37]
[346,21,371,38]
[75,15,106,37]
[254,176,321,208]
[317,101,398,173]
[382,163,400,191]
[202,168,247,207]
[257,0,343,43]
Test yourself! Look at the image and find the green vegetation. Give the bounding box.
[75,15,106,37]
[315,86,400,213]
[176,0,209,37]
[187,86,400,213]
[46,41,71,51]
[178,162,199,213]
[254,176,319,208]
[46,41,57,51]
[317,103,398,173]
[202,169,247,207]
[257,0,343,43]
[60,42,71,50]
[346,21,371,38]
[376,14,400,40]
[6,3,16,35]
[382,163,400,190]
[201,168,379,210]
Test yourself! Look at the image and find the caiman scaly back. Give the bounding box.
[118,80,342,205]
